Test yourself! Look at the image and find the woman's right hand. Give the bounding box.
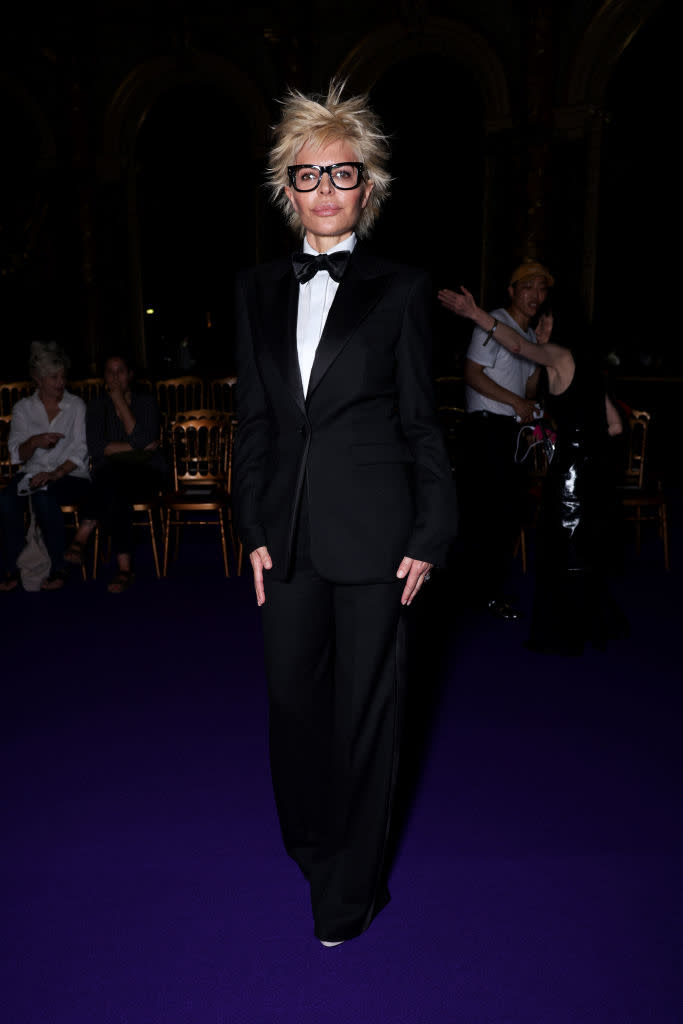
[33,432,64,449]
[249,546,272,606]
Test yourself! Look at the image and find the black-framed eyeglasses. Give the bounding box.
[287,162,365,192]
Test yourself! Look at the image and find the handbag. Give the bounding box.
[514,418,556,465]
[16,504,52,591]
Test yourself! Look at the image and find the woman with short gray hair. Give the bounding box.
[0,342,90,591]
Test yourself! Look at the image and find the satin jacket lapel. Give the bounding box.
[257,264,305,415]
[306,249,391,400]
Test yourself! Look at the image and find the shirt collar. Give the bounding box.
[303,232,357,258]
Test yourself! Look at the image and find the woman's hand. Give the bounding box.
[28,468,63,489]
[32,432,64,450]
[250,546,273,606]
[396,556,433,606]
[437,286,479,321]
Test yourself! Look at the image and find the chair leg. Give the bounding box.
[162,509,171,577]
[148,510,161,578]
[92,525,99,580]
[219,511,230,578]
[70,510,87,581]
[661,505,670,571]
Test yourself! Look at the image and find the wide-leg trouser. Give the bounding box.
[261,523,407,942]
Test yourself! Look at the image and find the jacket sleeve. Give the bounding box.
[395,270,458,565]
[232,271,271,554]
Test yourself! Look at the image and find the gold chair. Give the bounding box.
[156,376,205,423]
[59,503,89,580]
[170,408,230,423]
[91,503,161,579]
[161,417,234,576]
[69,378,104,403]
[0,381,33,416]
[618,412,670,570]
[207,375,237,415]
[0,414,14,490]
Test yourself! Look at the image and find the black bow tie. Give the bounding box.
[291,250,351,284]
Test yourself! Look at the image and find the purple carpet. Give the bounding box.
[2,511,682,1023]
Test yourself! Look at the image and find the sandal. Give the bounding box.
[41,569,68,591]
[64,540,87,566]
[0,570,21,592]
[107,570,134,594]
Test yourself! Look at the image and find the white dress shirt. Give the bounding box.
[296,233,357,396]
[9,390,90,485]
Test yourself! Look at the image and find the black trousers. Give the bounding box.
[260,499,407,941]
[81,461,164,556]
[460,411,527,601]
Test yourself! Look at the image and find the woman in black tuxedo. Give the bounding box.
[233,83,456,946]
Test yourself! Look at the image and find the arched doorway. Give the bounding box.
[136,81,251,376]
[101,55,268,373]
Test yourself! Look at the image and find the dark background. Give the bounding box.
[0,0,677,383]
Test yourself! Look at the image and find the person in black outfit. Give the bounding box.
[65,354,166,592]
[450,287,627,654]
[233,83,456,946]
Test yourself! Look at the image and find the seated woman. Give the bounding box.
[66,354,166,592]
[0,341,90,591]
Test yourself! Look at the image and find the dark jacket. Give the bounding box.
[233,242,457,583]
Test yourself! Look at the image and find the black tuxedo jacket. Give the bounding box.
[233,242,457,583]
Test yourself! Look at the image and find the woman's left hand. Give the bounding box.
[396,556,434,606]
[28,469,61,489]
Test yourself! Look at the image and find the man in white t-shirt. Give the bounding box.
[439,261,554,619]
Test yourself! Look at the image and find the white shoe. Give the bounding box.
[320,939,345,947]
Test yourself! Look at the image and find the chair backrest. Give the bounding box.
[156,376,205,421]
[207,375,237,414]
[172,408,230,423]
[622,413,649,489]
[0,381,33,415]
[69,378,104,403]
[169,417,229,490]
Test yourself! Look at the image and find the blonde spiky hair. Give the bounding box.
[267,80,391,239]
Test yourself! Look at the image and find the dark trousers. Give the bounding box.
[0,475,91,574]
[82,461,163,556]
[261,500,407,941]
[460,412,527,601]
